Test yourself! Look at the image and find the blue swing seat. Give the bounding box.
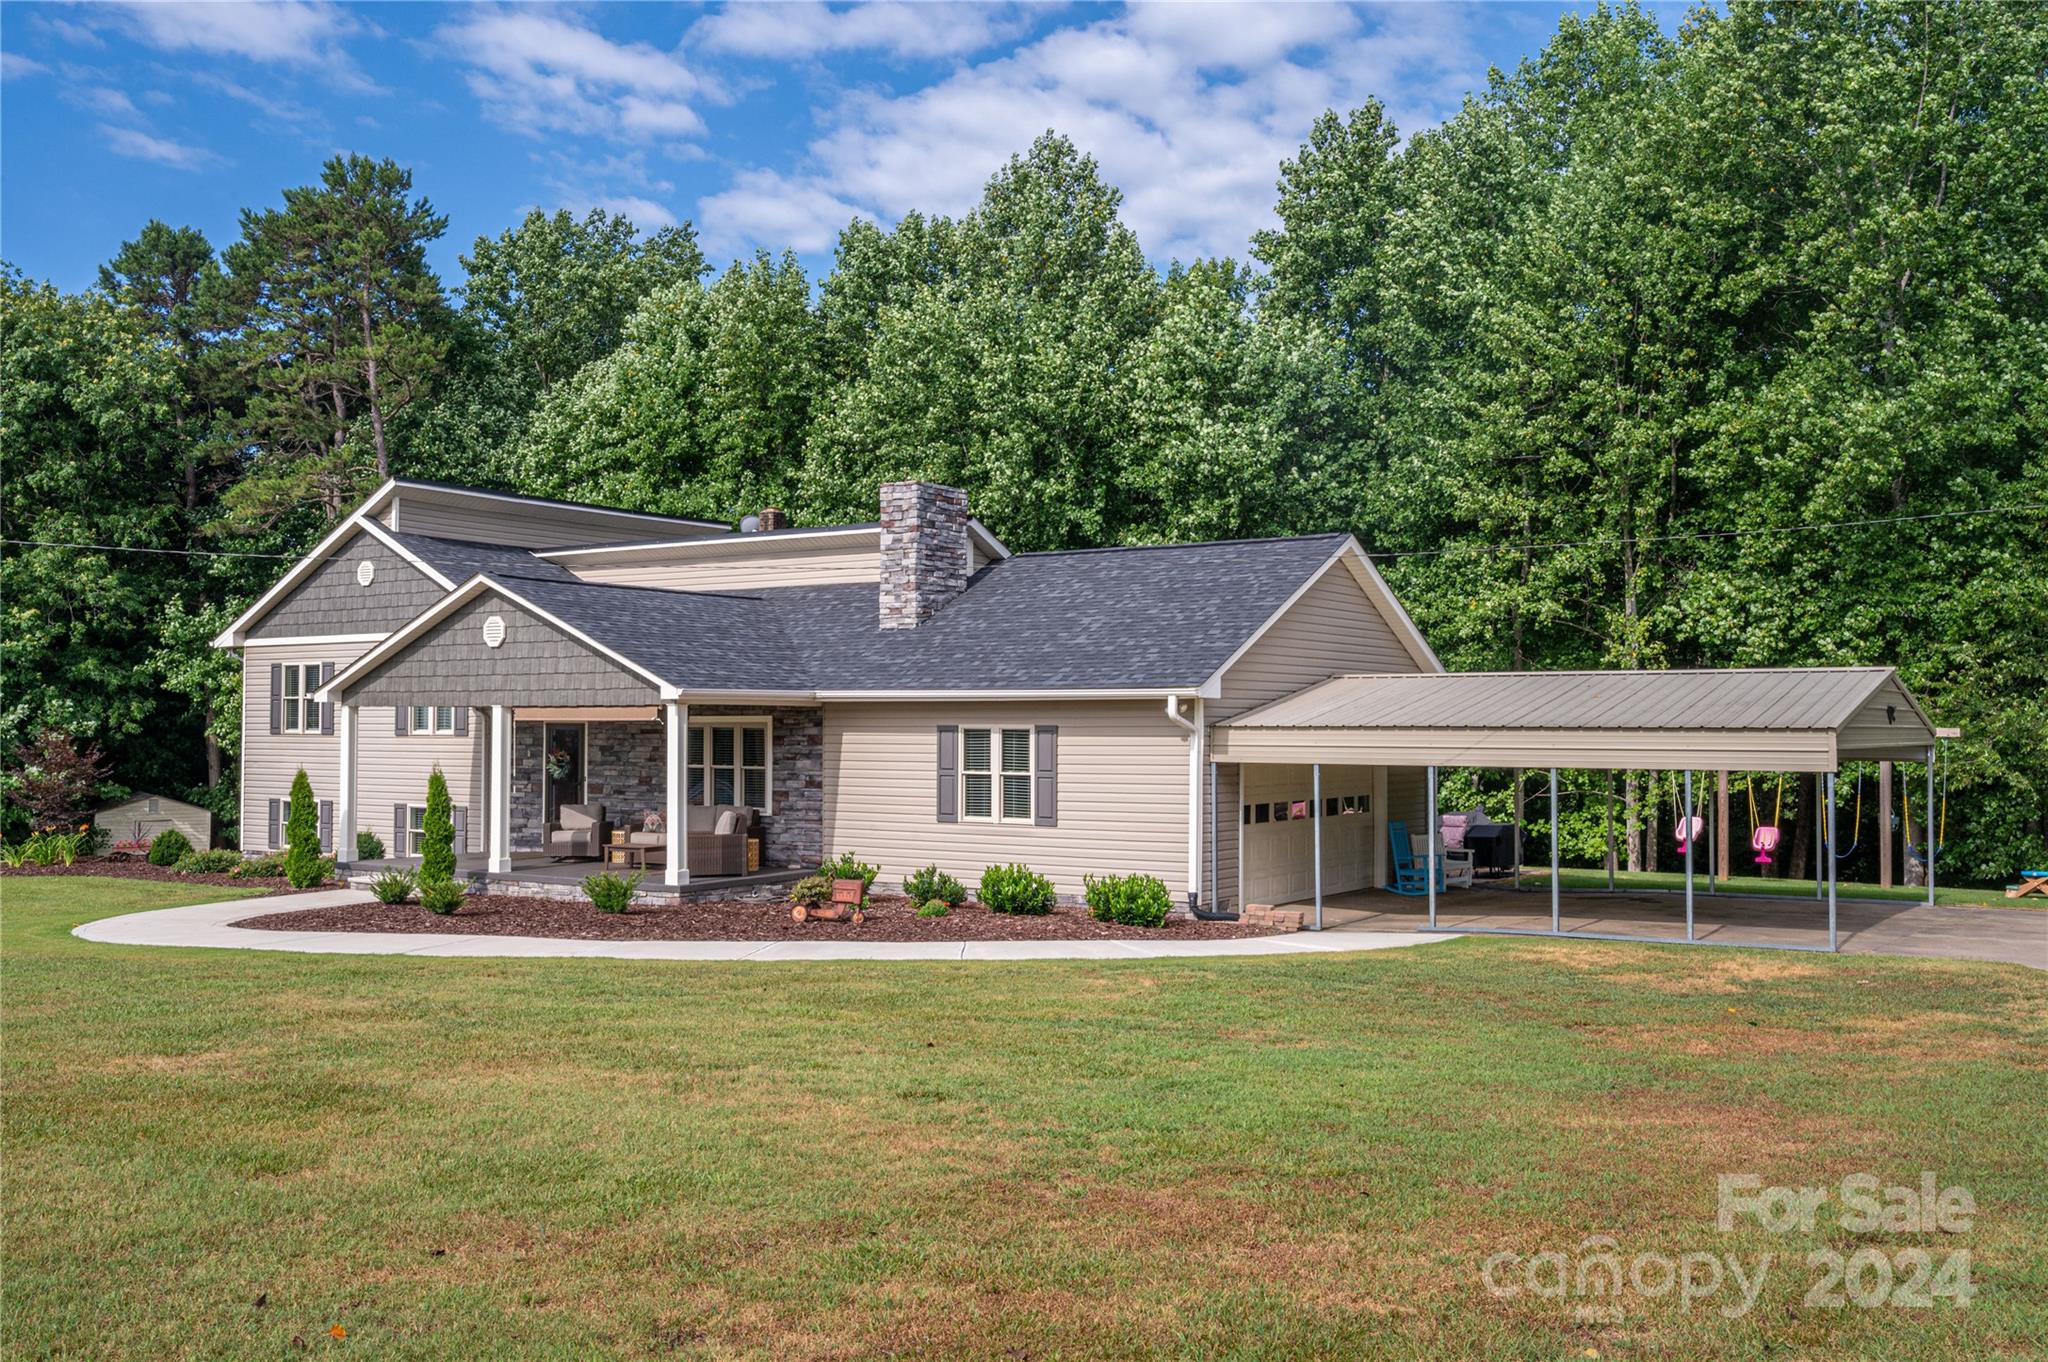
[1385,819,1448,897]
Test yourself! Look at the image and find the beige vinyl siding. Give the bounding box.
[242,647,482,854]
[822,699,1192,900]
[1207,762,1240,912]
[567,543,881,591]
[384,494,723,549]
[1839,678,1935,760]
[95,795,212,850]
[1211,559,1427,721]
[1385,767,1428,845]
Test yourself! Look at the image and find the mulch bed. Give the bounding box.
[0,861,328,893]
[232,893,1282,942]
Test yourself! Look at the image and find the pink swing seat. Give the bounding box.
[1750,825,1781,864]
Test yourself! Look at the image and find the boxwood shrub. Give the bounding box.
[916,899,951,918]
[582,870,643,914]
[369,869,416,904]
[902,864,968,908]
[419,880,466,916]
[146,828,193,866]
[817,851,879,894]
[979,863,1055,916]
[173,849,243,875]
[1084,872,1173,928]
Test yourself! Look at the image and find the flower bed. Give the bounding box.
[0,860,325,892]
[232,893,1279,942]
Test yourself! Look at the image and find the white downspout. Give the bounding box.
[1166,695,1203,910]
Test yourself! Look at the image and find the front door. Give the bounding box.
[543,724,585,822]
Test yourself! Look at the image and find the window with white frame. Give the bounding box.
[686,721,770,810]
[961,726,1032,823]
[406,805,426,856]
[409,705,457,735]
[280,663,322,732]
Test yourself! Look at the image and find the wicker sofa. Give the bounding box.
[606,805,755,876]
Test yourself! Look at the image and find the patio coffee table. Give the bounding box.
[607,842,666,872]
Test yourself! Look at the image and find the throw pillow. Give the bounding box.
[1440,815,1470,850]
[713,809,740,836]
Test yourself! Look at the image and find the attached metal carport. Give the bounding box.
[1209,667,1943,952]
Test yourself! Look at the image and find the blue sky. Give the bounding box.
[2,2,1689,293]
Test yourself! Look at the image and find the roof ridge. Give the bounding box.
[1011,532,1350,560]
[389,477,727,527]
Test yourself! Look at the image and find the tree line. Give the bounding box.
[2,1,2042,876]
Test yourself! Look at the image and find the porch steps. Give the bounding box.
[1239,903,1305,932]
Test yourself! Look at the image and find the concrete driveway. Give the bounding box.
[1294,887,2048,969]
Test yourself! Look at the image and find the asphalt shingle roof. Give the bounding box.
[388,533,581,584]
[476,533,1351,693]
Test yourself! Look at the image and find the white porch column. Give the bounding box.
[1311,762,1324,932]
[665,700,690,887]
[488,705,513,873]
[336,703,357,867]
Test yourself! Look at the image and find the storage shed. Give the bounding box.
[94,792,214,850]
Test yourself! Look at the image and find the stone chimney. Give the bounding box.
[757,506,789,532]
[879,481,970,629]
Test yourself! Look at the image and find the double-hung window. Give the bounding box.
[409,705,457,735]
[686,722,770,810]
[961,726,1032,823]
[406,806,426,856]
[280,664,322,733]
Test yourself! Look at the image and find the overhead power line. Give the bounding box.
[1,538,297,559]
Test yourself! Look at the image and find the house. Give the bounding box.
[213,478,1943,928]
[94,791,213,850]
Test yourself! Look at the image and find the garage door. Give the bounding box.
[1240,797,1375,905]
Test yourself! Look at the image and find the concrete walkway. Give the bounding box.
[70,890,1458,962]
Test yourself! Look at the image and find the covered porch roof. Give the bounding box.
[1209,667,1938,771]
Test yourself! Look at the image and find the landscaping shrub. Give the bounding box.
[0,842,27,868]
[173,849,243,875]
[147,828,194,866]
[583,870,644,913]
[28,831,85,866]
[235,851,286,878]
[817,851,879,894]
[916,899,951,918]
[418,767,455,891]
[1084,872,1173,928]
[788,874,833,909]
[979,863,1055,915]
[419,880,466,916]
[356,830,386,861]
[902,864,967,908]
[369,870,416,904]
[283,770,324,888]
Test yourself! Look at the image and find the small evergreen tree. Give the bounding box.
[283,769,322,888]
[419,766,455,889]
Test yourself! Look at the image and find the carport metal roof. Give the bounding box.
[1209,667,1936,771]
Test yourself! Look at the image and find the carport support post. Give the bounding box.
[1827,771,1839,952]
[1425,765,1438,930]
[1925,745,1937,907]
[1312,763,1324,931]
[1548,768,1560,933]
[1684,769,1695,942]
[1604,773,1616,891]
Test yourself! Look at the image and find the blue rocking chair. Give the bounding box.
[1386,819,1447,897]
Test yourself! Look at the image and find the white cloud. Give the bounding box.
[590,195,681,231]
[67,85,141,117]
[693,1,1036,60]
[437,9,712,142]
[699,169,871,257]
[65,2,382,92]
[1,52,50,81]
[98,123,221,170]
[699,2,1482,264]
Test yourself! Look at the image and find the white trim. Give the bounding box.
[335,703,357,867]
[488,705,513,873]
[1166,696,1202,905]
[812,688,1183,702]
[1200,538,1443,695]
[239,632,389,648]
[352,516,457,591]
[315,574,679,702]
[686,715,775,815]
[966,519,1011,561]
[664,700,690,886]
[956,721,1035,824]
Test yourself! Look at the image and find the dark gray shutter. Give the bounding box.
[393,804,406,857]
[395,704,409,737]
[453,806,469,854]
[267,798,281,850]
[453,706,469,737]
[1034,725,1058,827]
[319,662,335,735]
[269,665,283,734]
[935,725,958,823]
[319,800,333,853]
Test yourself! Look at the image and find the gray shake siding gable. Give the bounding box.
[247,529,447,640]
[341,592,658,708]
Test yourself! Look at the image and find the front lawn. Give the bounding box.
[5,878,2044,1359]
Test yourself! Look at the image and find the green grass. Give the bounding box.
[6,876,2045,1359]
[1519,866,2021,908]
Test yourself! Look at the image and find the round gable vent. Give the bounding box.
[482,615,506,649]
[356,560,375,586]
